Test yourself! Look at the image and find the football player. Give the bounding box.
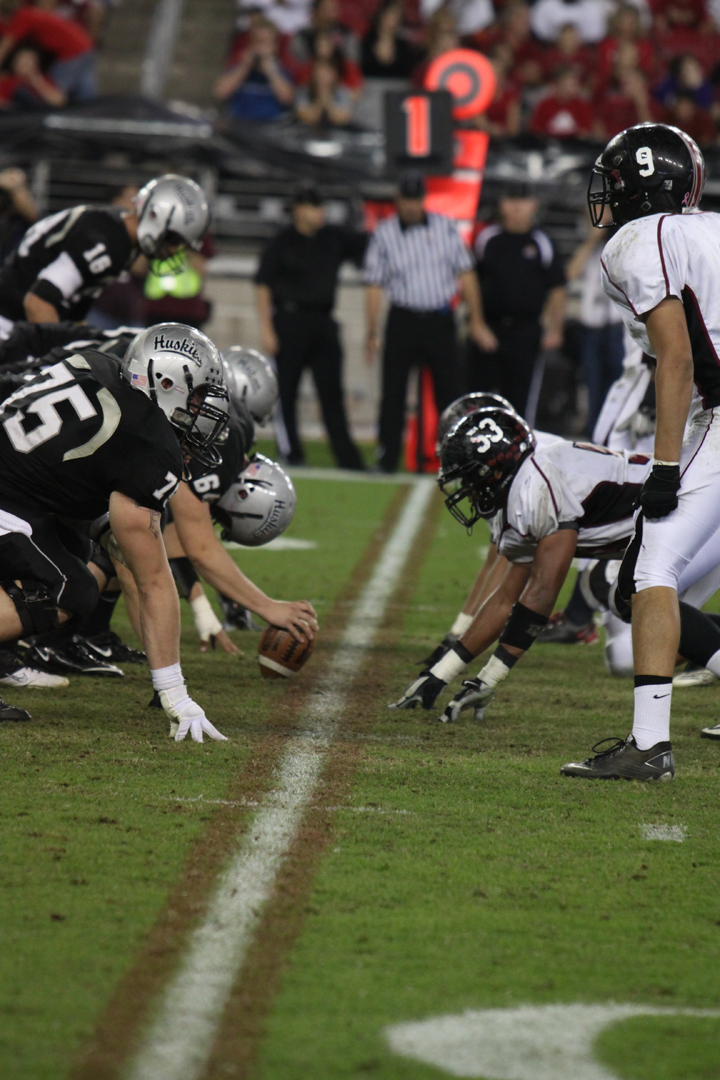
[560,122,720,779]
[391,406,720,749]
[0,175,209,336]
[0,322,231,740]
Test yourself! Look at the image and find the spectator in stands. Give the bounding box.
[663,90,717,145]
[566,210,624,435]
[540,24,595,88]
[35,0,110,43]
[420,0,495,37]
[0,47,66,109]
[291,0,360,70]
[529,67,593,138]
[0,167,37,264]
[364,172,486,473]
[0,0,97,101]
[478,46,522,136]
[531,0,613,44]
[361,0,420,79]
[654,53,715,111]
[255,183,367,470]
[593,59,656,139]
[468,184,566,423]
[412,7,460,85]
[298,28,363,97]
[598,5,654,83]
[490,3,546,100]
[214,16,295,122]
[295,55,354,125]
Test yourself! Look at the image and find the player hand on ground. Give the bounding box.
[159,689,229,743]
[389,672,446,710]
[199,629,242,656]
[263,599,318,642]
[439,678,495,723]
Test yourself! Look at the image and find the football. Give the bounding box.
[258,625,315,679]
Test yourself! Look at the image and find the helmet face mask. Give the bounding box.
[588,123,705,229]
[438,408,536,530]
[121,323,229,467]
[215,454,296,546]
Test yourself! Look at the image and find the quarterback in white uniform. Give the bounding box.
[561,122,720,779]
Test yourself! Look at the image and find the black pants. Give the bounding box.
[274,310,364,470]
[0,502,97,620]
[379,306,461,473]
[465,320,542,419]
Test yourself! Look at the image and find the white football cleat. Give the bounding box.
[672,664,719,689]
[0,666,69,688]
[700,722,720,740]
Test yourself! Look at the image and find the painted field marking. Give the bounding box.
[387,1003,720,1080]
[640,823,687,842]
[125,478,436,1080]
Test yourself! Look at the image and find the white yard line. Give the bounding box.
[125,478,435,1080]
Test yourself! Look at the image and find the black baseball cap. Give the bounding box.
[293,183,323,206]
[398,171,426,199]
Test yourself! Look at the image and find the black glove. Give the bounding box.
[389,671,447,710]
[418,633,457,668]
[640,463,680,519]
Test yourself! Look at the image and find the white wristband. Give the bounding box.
[430,648,468,683]
[190,594,223,641]
[450,611,474,636]
[477,653,512,689]
[151,661,184,692]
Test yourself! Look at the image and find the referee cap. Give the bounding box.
[293,183,323,206]
[398,171,426,199]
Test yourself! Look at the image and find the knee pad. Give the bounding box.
[2,580,60,635]
[170,556,200,599]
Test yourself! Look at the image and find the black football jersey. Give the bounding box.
[0,349,182,519]
[0,207,134,323]
[186,420,247,506]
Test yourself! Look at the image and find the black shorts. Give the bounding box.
[0,499,98,617]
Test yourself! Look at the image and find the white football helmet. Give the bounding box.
[215,454,296,546]
[221,347,278,424]
[122,323,229,465]
[134,175,210,259]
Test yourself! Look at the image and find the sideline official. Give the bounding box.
[364,173,487,474]
[255,185,367,470]
[468,184,566,422]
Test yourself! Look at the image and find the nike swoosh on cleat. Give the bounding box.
[90,646,113,658]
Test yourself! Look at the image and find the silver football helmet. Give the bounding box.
[122,323,229,465]
[134,175,210,260]
[221,347,278,424]
[215,454,296,546]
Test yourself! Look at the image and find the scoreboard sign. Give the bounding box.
[384,89,454,176]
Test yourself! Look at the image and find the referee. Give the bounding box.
[255,184,367,470]
[364,173,487,474]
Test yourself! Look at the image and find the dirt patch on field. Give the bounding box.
[69,485,413,1080]
[203,487,442,1080]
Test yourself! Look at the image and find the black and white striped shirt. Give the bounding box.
[363,212,473,311]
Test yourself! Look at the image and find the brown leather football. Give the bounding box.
[258,625,315,678]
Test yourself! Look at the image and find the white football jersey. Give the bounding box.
[496,441,652,564]
[601,210,720,409]
[488,429,563,544]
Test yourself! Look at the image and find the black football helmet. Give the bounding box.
[588,123,705,228]
[435,392,515,454]
[438,407,536,528]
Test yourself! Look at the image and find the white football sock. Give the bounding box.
[632,682,672,750]
[705,648,720,676]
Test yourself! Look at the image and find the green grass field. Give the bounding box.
[1,456,719,1080]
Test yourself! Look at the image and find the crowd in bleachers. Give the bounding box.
[219,0,720,146]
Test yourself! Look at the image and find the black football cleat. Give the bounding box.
[537,611,599,645]
[19,636,124,678]
[561,735,674,781]
[0,696,31,721]
[84,631,146,664]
